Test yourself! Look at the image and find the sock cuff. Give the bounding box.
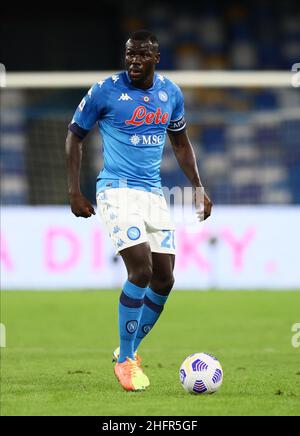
[146,287,169,306]
[120,292,144,308]
[123,280,147,300]
[144,295,164,313]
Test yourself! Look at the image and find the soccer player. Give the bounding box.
[66,30,212,391]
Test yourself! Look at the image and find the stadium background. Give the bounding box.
[1,0,300,289]
[1,0,300,417]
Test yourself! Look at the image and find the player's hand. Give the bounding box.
[194,187,213,222]
[69,193,96,218]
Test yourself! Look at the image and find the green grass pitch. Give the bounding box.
[1,290,300,416]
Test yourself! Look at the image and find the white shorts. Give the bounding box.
[96,188,175,255]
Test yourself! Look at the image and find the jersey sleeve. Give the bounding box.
[167,85,186,133]
[68,81,107,139]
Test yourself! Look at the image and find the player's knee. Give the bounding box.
[128,264,153,288]
[153,274,175,295]
[162,274,175,294]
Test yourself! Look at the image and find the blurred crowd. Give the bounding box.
[2,86,300,206]
[121,0,300,70]
[1,0,300,206]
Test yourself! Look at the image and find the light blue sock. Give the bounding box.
[134,287,169,352]
[118,280,147,363]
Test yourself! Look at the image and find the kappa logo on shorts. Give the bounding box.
[127,226,141,241]
[126,320,138,334]
[98,192,106,201]
[110,212,118,220]
[117,239,125,248]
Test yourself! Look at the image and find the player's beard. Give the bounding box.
[128,64,154,87]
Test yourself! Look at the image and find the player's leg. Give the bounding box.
[97,188,152,390]
[132,189,176,352]
[120,242,153,288]
[117,242,153,362]
[134,252,175,352]
[150,252,175,294]
[114,242,153,390]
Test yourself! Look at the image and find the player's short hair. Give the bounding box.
[127,30,159,51]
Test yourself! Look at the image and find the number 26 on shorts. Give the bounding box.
[161,230,175,249]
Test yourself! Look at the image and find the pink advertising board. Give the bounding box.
[1,206,300,289]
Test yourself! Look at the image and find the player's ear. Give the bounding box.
[155,52,160,64]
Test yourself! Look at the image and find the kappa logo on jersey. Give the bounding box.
[118,93,133,101]
[79,98,86,111]
[112,75,119,84]
[125,106,169,126]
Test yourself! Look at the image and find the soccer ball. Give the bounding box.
[179,352,223,394]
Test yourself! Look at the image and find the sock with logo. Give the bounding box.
[134,287,169,352]
[118,280,147,363]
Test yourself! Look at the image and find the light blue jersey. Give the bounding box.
[69,72,186,194]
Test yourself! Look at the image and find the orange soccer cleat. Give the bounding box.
[114,357,150,391]
[112,346,142,367]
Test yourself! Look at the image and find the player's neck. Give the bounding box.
[130,73,155,90]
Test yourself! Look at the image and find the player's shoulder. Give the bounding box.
[156,73,183,97]
[101,72,126,87]
[89,72,126,96]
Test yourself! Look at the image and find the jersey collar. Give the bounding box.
[124,71,157,91]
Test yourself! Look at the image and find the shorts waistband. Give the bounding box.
[96,179,163,196]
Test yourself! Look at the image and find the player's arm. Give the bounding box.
[66,131,95,218]
[66,82,105,218]
[168,129,212,221]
